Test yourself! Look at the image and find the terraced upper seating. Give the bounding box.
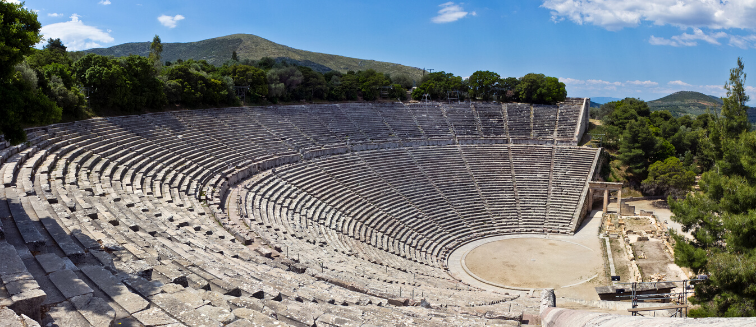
[243,144,598,269]
[0,99,593,326]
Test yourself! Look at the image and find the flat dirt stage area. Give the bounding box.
[465,238,598,289]
[448,211,608,300]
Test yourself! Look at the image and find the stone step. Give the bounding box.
[79,265,149,314]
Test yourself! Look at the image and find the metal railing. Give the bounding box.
[613,279,706,317]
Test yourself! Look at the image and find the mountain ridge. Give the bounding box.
[83,33,425,81]
[647,91,723,117]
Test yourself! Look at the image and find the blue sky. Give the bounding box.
[15,0,756,101]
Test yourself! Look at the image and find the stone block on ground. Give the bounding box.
[123,275,164,298]
[48,269,93,300]
[34,253,66,274]
[79,265,149,314]
[132,307,179,327]
[196,304,235,324]
[0,306,40,327]
[0,242,28,276]
[484,311,523,321]
[69,293,116,327]
[153,264,188,287]
[150,293,222,327]
[316,312,362,327]
[43,300,91,327]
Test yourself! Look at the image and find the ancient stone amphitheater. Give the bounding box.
[0,99,603,326]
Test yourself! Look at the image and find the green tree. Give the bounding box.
[121,54,166,110]
[229,64,268,100]
[73,54,130,110]
[514,73,566,105]
[720,57,750,139]
[164,59,236,107]
[149,35,163,70]
[295,66,328,101]
[0,2,62,144]
[641,157,696,197]
[498,77,520,102]
[27,38,71,68]
[391,74,413,90]
[389,84,407,101]
[411,71,464,100]
[357,69,389,101]
[669,60,756,317]
[618,117,669,177]
[468,70,500,101]
[43,38,66,52]
[266,66,303,101]
[232,50,238,62]
[0,1,41,79]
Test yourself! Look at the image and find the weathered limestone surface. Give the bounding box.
[541,307,756,327]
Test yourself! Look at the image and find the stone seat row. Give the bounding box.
[1,114,534,326]
[0,101,591,325]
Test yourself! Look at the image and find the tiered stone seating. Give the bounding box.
[532,105,558,139]
[373,103,424,139]
[556,100,584,140]
[337,103,397,141]
[546,147,600,230]
[0,99,595,326]
[505,103,532,139]
[309,104,370,143]
[445,104,480,137]
[473,103,506,137]
[509,145,552,231]
[405,104,452,138]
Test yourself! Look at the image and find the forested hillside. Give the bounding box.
[84,34,426,81]
[648,91,723,116]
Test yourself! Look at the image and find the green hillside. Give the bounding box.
[647,91,722,116]
[83,34,425,81]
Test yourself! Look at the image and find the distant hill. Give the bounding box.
[592,97,622,104]
[590,101,601,108]
[83,34,425,81]
[647,91,723,117]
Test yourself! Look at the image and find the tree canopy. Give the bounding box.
[514,73,567,105]
[641,157,696,198]
[0,2,63,144]
[669,58,756,317]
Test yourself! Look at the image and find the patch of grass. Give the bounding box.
[622,187,642,198]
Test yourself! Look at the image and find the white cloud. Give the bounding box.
[39,14,114,51]
[560,77,586,85]
[650,28,728,47]
[563,76,741,100]
[432,2,471,23]
[47,13,63,17]
[626,80,658,87]
[98,0,111,5]
[158,14,185,28]
[586,79,622,86]
[559,77,623,90]
[542,0,756,31]
[728,34,756,49]
[668,80,692,86]
[3,0,21,4]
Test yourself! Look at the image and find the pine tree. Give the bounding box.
[670,58,756,317]
[149,35,163,70]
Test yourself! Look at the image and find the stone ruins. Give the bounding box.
[4,98,710,326]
